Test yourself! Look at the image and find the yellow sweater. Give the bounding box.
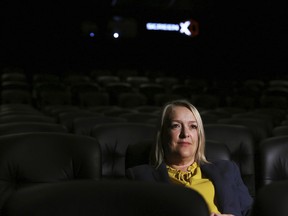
[167,162,220,214]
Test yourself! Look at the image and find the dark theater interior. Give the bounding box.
[0,1,288,216]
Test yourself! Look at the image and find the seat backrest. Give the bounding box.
[232,112,274,132]
[69,82,100,105]
[2,180,210,216]
[0,104,38,113]
[204,124,256,197]
[153,93,183,107]
[72,116,127,136]
[252,180,288,216]
[1,89,32,105]
[272,125,288,136]
[118,112,159,123]
[125,139,231,169]
[217,117,270,146]
[117,92,148,108]
[0,132,101,212]
[126,76,150,89]
[193,94,221,109]
[105,82,132,105]
[258,136,288,187]
[0,114,56,124]
[138,83,166,105]
[42,105,80,117]
[37,90,72,109]
[205,140,231,162]
[253,108,286,126]
[77,91,110,107]
[90,122,157,179]
[0,122,68,136]
[57,111,101,132]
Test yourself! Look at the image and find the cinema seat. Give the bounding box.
[125,139,231,170]
[252,180,288,216]
[204,124,256,197]
[272,125,288,137]
[2,180,210,216]
[72,116,127,136]
[0,122,68,136]
[0,132,101,213]
[90,122,157,179]
[0,114,56,124]
[258,136,288,187]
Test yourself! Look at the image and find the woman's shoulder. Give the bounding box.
[201,160,242,182]
[127,164,155,172]
[126,163,169,182]
[202,159,239,171]
[126,164,157,178]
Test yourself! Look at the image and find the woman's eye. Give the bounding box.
[190,124,198,129]
[171,124,180,129]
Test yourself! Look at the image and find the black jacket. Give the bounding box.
[126,160,253,216]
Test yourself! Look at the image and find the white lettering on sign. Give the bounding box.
[179,21,191,36]
[146,20,195,37]
[146,23,179,31]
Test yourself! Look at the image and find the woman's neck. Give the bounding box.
[168,158,195,172]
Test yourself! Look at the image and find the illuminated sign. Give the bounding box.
[146,19,199,37]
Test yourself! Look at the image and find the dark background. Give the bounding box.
[1,0,287,80]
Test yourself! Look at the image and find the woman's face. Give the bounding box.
[163,106,199,164]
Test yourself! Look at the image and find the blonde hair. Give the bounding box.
[150,99,209,168]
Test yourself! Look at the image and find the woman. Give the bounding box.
[126,100,253,216]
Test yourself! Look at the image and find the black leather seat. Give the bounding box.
[0,122,68,136]
[125,139,231,170]
[272,125,288,136]
[134,105,161,114]
[193,94,221,109]
[205,140,231,162]
[204,124,256,197]
[1,89,32,105]
[77,91,110,107]
[2,180,210,216]
[252,180,288,216]
[258,136,288,187]
[69,82,100,106]
[32,73,60,83]
[153,93,183,107]
[126,76,150,89]
[117,92,148,108]
[0,104,39,113]
[0,114,56,124]
[72,116,127,136]
[105,82,133,105]
[90,122,157,179]
[1,71,27,82]
[0,132,101,213]
[118,112,159,123]
[37,90,72,110]
[42,104,80,117]
[232,112,274,133]
[57,110,101,132]
[217,118,271,146]
[0,105,43,116]
[138,83,166,105]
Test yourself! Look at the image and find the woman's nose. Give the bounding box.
[180,127,190,138]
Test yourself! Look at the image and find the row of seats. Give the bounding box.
[2,180,211,216]
[2,178,288,216]
[2,70,288,110]
[0,70,288,215]
[0,130,287,216]
[0,104,287,196]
